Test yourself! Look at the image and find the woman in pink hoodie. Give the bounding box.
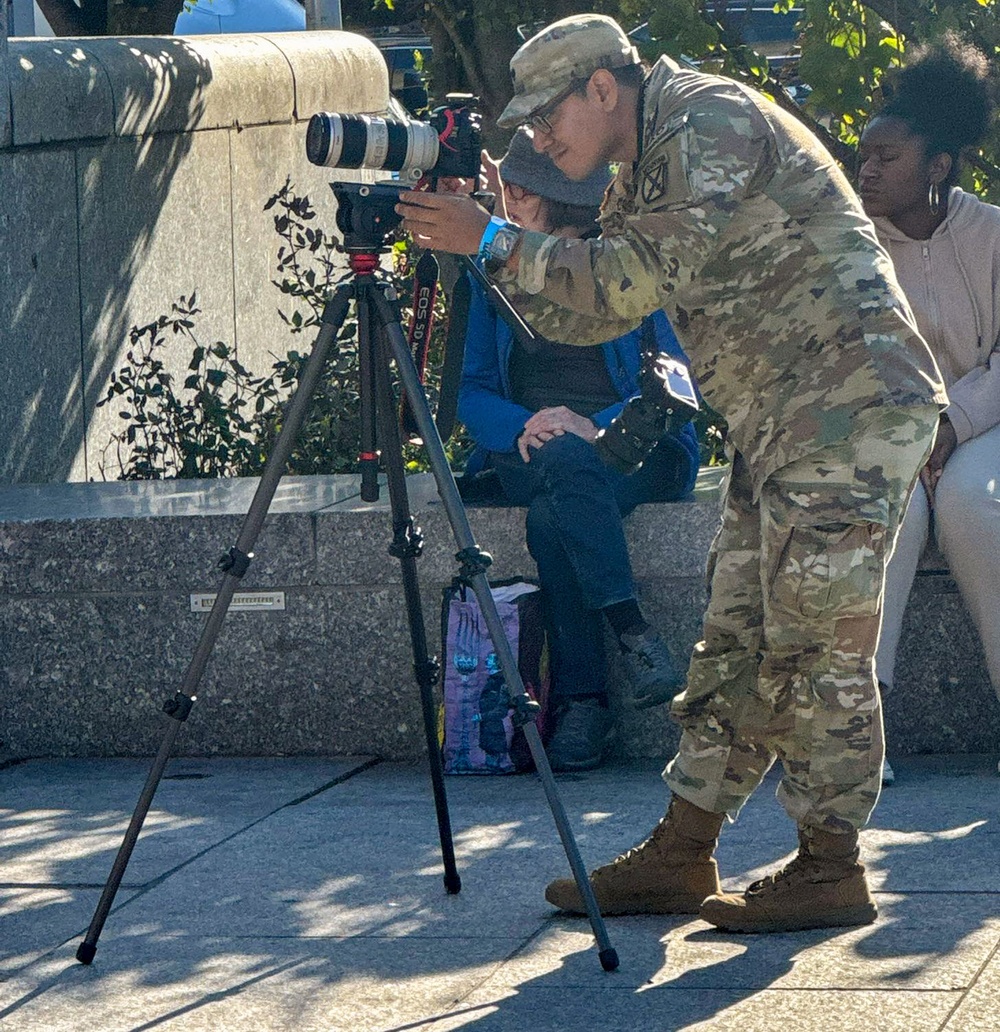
[858,34,1000,780]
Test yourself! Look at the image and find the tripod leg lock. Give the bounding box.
[413,656,440,687]
[389,518,424,560]
[218,546,253,578]
[163,692,195,722]
[509,692,542,727]
[455,547,493,581]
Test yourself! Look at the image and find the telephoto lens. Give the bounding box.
[306,97,481,181]
[306,113,440,180]
[595,353,699,474]
[594,396,669,475]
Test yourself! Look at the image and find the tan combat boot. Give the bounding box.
[545,794,725,915]
[699,825,878,933]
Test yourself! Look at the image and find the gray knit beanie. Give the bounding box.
[498,128,613,207]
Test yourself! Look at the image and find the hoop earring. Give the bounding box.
[928,181,941,216]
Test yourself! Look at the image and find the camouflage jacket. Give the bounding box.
[496,56,947,494]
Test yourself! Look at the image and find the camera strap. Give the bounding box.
[640,315,659,384]
[434,270,470,443]
[401,249,441,442]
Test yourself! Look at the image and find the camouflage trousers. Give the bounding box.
[663,405,939,832]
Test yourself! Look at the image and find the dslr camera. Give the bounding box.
[596,352,700,475]
[307,94,482,184]
[307,95,482,249]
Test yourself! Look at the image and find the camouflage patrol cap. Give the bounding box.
[497,14,641,129]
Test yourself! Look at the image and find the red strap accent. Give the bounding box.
[438,108,459,152]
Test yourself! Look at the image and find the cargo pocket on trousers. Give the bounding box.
[768,521,885,621]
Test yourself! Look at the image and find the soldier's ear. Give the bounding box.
[589,68,619,111]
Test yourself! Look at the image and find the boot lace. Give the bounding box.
[746,853,815,895]
[609,818,672,868]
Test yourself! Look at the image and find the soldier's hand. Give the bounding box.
[480,149,505,214]
[436,176,475,195]
[396,192,491,254]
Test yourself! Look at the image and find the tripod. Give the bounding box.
[76,246,619,972]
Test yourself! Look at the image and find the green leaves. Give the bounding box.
[647,0,721,59]
[96,295,280,481]
[98,179,472,481]
[630,0,1000,192]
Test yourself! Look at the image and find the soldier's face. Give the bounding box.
[529,80,619,181]
[857,117,934,221]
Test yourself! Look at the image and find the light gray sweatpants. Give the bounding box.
[877,421,1000,697]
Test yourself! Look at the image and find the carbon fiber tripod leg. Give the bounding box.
[76,284,356,965]
[368,283,619,972]
[362,278,461,894]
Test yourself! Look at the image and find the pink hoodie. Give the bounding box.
[874,187,1000,445]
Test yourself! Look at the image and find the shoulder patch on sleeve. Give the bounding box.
[641,162,668,204]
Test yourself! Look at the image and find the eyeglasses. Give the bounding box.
[503,182,535,202]
[524,79,588,135]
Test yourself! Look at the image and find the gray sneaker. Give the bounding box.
[619,628,684,709]
[545,698,614,772]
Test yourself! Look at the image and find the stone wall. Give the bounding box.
[0,31,386,484]
[1,469,995,763]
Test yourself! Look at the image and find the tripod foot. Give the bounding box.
[444,871,462,895]
[76,941,97,965]
[599,947,620,972]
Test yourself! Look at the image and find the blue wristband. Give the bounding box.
[478,216,509,260]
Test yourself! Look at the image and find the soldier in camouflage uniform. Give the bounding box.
[396,13,946,933]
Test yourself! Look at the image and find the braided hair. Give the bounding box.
[880,33,994,186]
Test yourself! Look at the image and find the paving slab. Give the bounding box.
[0,935,516,1032]
[0,886,142,976]
[0,758,374,886]
[942,947,1000,1031]
[428,985,959,1032]
[0,756,996,1032]
[0,757,372,975]
[483,900,1000,991]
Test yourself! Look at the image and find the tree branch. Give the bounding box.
[853,0,923,37]
[424,3,494,115]
[758,66,854,166]
[713,23,855,167]
[34,0,92,35]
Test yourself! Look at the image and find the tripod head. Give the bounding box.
[332,181,407,253]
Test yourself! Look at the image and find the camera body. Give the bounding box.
[307,94,482,183]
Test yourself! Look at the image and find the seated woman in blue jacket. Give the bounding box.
[458,129,700,771]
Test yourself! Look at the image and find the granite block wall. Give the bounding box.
[0,471,995,762]
[0,31,388,484]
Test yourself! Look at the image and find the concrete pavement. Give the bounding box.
[2,754,998,1031]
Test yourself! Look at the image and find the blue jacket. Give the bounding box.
[457,276,700,489]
